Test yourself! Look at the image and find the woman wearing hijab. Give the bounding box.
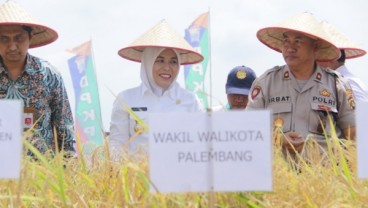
[109,20,204,154]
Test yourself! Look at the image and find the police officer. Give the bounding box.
[246,13,356,155]
[225,65,256,110]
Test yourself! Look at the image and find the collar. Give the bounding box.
[140,82,178,100]
[282,65,325,83]
[0,54,38,75]
[24,54,40,75]
[335,64,348,75]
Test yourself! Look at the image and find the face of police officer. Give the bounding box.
[227,93,249,110]
[0,25,31,67]
[152,49,179,89]
[281,31,317,69]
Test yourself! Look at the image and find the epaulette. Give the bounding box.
[257,65,282,80]
[265,65,282,75]
[323,67,341,77]
[324,67,349,88]
[321,67,349,88]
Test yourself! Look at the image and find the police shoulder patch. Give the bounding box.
[251,86,261,99]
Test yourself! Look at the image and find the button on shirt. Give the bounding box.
[246,65,355,143]
[109,82,202,152]
[0,54,75,154]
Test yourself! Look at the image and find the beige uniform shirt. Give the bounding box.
[246,65,355,142]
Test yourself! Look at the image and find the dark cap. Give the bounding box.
[226,65,256,95]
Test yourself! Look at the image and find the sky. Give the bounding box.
[12,0,368,131]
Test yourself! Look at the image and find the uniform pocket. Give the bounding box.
[309,103,337,136]
[270,102,292,133]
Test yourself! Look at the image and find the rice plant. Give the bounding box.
[0,119,367,208]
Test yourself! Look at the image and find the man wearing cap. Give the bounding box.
[246,13,356,157]
[0,2,75,155]
[318,21,368,102]
[225,65,256,110]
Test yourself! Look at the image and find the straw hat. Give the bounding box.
[118,20,204,65]
[320,21,366,59]
[0,1,58,48]
[257,12,340,62]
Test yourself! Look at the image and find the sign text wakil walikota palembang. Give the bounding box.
[149,111,272,193]
[153,129,263,163]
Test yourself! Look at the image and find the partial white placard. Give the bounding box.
[357,101,368,179]
[0,100,23,179]
[149,111,272,193]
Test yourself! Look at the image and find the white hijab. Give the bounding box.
[140,47,181,97]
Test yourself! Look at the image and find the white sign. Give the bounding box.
[0,100,23,179]
[149,111,272,193]
[357,101,368,179]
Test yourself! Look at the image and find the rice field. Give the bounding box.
[1,131,368,208]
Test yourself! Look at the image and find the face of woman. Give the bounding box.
[152,49,179,88]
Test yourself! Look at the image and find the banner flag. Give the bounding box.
[67,40,104,147]
[184,12,210,109]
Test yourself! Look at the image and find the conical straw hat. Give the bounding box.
[0,1,58,48]
[320,21,366,59]
[257,12,340,62]
[118,20,204,65]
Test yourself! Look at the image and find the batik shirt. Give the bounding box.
[0,54,75,154]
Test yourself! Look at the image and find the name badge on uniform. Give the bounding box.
[23,107,36,130]
[131,107,147,111]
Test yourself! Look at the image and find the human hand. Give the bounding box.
[283,132,304,152]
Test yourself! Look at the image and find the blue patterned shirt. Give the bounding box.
[0,54,75,154]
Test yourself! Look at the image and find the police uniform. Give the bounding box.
[246,65,356,145]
